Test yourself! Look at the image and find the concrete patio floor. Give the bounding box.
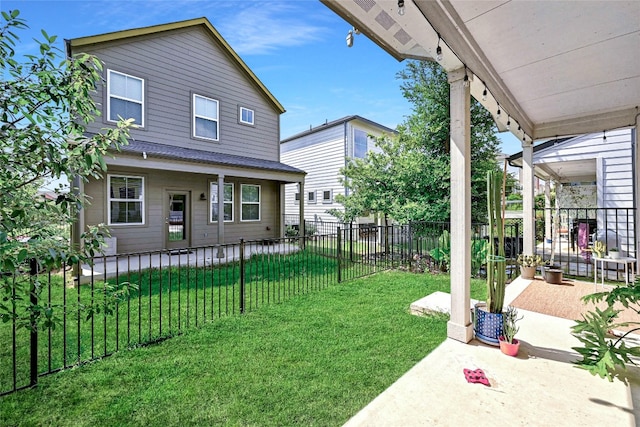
[344,277,640,426]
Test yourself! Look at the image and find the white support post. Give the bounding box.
[216,174,225,258]
[635,115,639,271]
[544,180,552,244]
[299,181,305,248]
[522,141,535,255]
[447,68,473,343]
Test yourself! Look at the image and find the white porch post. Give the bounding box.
[447,68,473,343]
[544,180,552,244]
[522,141,535,255]
[216,174,225,258]
[635,115,639,269]
[299,181,305,249]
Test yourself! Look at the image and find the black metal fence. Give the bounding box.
[534,207,636,279]
[3,210,635,397]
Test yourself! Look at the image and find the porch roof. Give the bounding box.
[108,139,306,182]
[320,0,640,141]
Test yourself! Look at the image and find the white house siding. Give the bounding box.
[281,117,394,223]
[537,129,635,255]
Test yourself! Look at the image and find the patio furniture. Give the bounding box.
[593,256,636,290]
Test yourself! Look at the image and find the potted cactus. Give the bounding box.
[499,306,523,356]
[474,170,506,346]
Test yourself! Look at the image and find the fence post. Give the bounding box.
[29,258,38,388]
[239,239,245,314]
[337,227,342,283]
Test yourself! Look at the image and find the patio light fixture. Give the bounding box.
[346,27,359,48]
[397,0,405,16]
[506,116,511,130]
[496,104,501,119]
[482,84,487,101]
[463,67,469,87]
[603,130,607,142]
[435,34,443,61]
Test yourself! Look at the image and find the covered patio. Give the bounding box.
[320,0,640,424]
[320,0,639,342]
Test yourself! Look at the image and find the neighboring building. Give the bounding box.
[68,18,305,254]
[508,128,636,255]
[280,116,396,224]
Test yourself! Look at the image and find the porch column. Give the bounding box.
[522,141,535,255]
[635,115,639,269]
[544,180,552,244]
[298,181,305,249]
[216,174,225,258]
[447,68,473,343]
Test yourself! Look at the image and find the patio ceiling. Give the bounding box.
[320,0,640,141]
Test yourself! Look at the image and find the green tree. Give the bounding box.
[334,60,501,224]
[0,11,134,330]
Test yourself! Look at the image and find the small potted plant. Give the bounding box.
[608,247,620,259]
[499,305,523,356]
[516,254,543,279]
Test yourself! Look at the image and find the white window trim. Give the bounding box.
[210,182,234,223]
[107,174,145,226]
[322,189,333,204]
[241,184,261,222]
[308,191,316,204]
[193,94,219,141]
[353,128,369,158]
[107,70,144,127]
[239,106,255,126]
[294,191,300,205]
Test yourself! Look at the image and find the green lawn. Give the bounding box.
[0,271,485,426]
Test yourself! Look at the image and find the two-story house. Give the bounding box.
[280,116,396,226]
[67,18,305,254]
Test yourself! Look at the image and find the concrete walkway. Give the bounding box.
[344,277,640,426]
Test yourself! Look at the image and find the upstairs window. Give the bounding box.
[308,191,316,204]
[210,182,234,222]
[239,106,254,125]
[193,94,219,141]
[354,129,369,158]
[108,175,144,225]
[107,70,144,126]
[241,184,261,221]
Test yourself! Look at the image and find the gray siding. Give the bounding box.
[85,168,281,254]
[79,26,280,162]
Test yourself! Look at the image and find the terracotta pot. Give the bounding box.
[499,336,520,357]
[519,265,536,279]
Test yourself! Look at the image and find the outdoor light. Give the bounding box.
[506,116,511,130]
[496,104,501,119]
[346,29,353,47]
[603,130,607,142]
[397,0,405,16]
[463,71,469,87]
[200,193,206,201]
[435,35,443,61]
[482,85,487,101]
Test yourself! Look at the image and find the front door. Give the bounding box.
[166,191,190,250]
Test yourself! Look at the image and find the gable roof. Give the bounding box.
[281,115,397,143]
[67,17,284,114]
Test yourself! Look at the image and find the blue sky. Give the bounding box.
[3,0,521,154]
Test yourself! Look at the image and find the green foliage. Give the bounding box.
[501,305,522,343]
[571,281,640,382]
[486,170,506,313]
[516,254,544,267]
[428,229,450,270]
[471,237,489,277]
[334,60,501,224]
[0,11,133,331]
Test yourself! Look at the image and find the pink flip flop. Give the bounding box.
[463,368,490,386]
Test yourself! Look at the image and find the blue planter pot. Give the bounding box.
[474,303,503,346]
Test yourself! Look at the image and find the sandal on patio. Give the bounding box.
[463,368,490,386]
